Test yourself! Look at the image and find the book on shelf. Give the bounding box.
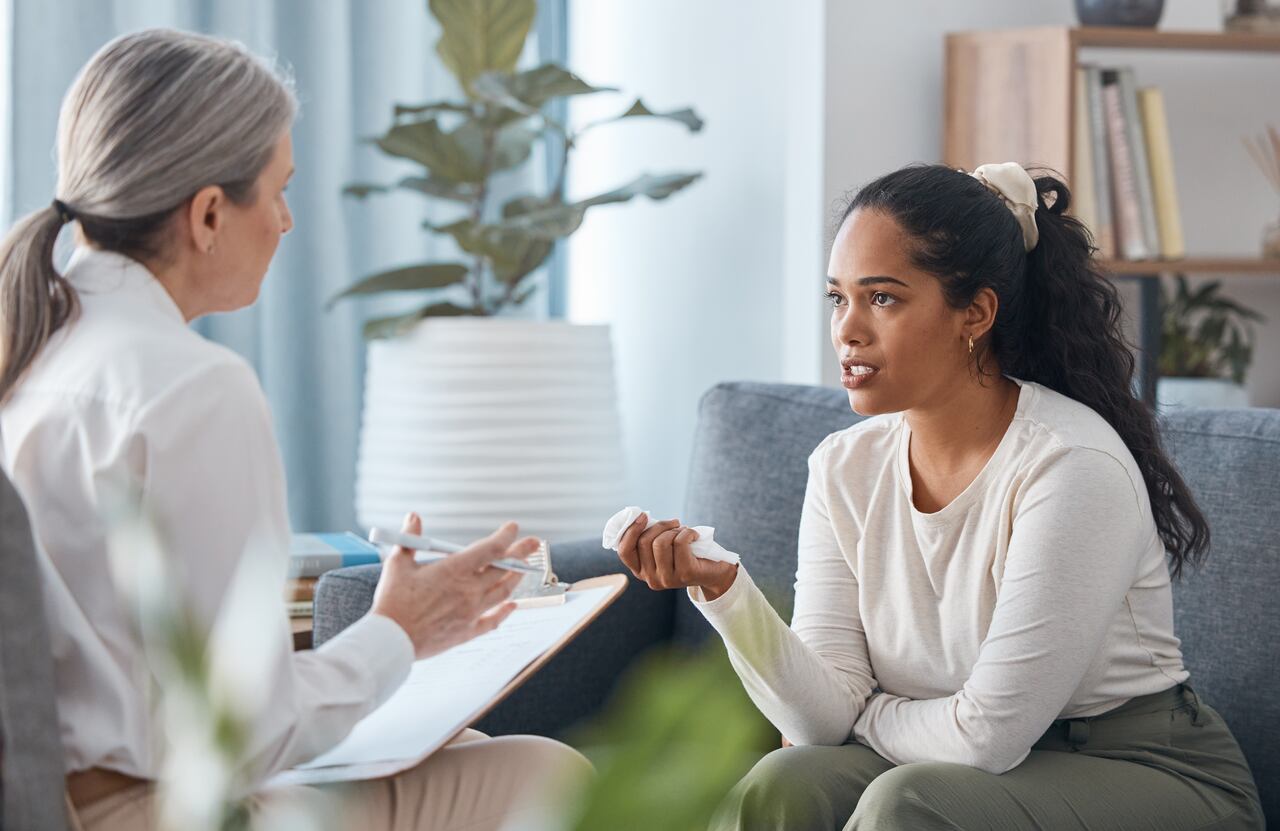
[289,532,381,579]
[1079,65,1116,259]
[1117,68,1162,258]
[1102,69,1151,260]
[1073,64,1184,263]
[1072,67,1100,255]
[1138,87,1186,259]
[285,577,318,602]
[287,599,314,619]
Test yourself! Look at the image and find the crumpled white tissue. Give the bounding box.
[601,506,740,565]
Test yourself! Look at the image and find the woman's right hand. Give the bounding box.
[369,513,539,659]
[615,512,738,601]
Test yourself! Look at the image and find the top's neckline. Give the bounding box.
[895,377,1033,524]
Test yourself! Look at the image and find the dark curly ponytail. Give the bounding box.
[842,163,1209,579]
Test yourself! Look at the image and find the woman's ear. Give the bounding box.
[965,286,1000,340]
[185,185,225,254]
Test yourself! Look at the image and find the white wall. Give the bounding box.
[567,0,800,519]
[568,0,1280,519]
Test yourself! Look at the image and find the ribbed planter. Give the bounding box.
[355,319,625,544]
[1156,377,1249,411]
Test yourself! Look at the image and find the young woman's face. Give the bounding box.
[206,131,294,311]
[826,208,972,416]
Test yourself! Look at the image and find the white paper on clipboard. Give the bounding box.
[267,584,616,788]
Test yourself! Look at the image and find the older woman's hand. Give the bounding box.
[370,513,539,659]
[615,512,738,601]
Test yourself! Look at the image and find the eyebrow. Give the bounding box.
[826,275,911,288]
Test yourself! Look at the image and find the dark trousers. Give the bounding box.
[711,684,1264,830]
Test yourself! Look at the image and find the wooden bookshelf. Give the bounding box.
[943,26,1280,403]
[1097,258,1280,275]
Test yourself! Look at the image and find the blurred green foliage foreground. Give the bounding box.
[561,645,774,831]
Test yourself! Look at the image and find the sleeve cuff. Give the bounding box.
[688,565,756,623]
[317,612,415,709]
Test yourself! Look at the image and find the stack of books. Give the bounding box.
[1073,65,1185,262]
[286,532,382,619]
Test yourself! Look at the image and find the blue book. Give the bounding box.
[289,532,381,578]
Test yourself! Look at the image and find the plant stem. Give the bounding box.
[470,107,499,314]
[552,132,574,204]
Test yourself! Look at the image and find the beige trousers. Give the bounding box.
[72,730,592,831]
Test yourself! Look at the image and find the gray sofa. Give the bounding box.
[325,382,1274,822]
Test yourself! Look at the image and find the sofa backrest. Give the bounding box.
[0,472,70,830]
[678,382,865,643]
[1161,407,1280,821]
[680,381,1278,819]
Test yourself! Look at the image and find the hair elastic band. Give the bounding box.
[967,162,1040,252]
[52,198,74,224]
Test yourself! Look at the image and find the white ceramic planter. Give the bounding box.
[355,319,625,543]
[1155,377,1249,412]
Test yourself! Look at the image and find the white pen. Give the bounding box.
[367,527,542,575]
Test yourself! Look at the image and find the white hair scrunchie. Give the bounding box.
[969,162,1040,252]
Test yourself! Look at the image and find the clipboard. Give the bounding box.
[269,573,628,787]
[459,574,626,729]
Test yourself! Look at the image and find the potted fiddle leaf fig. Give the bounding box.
[336,0,705,542]
[1156,276,1265,410]
[331,1,703,336]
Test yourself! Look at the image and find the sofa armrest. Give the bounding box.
[313,537,677,738]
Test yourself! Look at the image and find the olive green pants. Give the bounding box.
[711,684,1264,830]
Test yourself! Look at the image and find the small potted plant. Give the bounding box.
[331,0,703,542]
[1156,276,1265,411]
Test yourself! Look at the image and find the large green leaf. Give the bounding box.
[619,98,705,132]
[582,98,705,135]
[373,117,537,182]
[392,100,472,119]
[374,118,483,183]
[363,300,480,340]
[432,218,551,284]
[473,64,616,113]
[396,175,477,202]
[343,183,390,199]
[343,176,475,203]
[327,263,469,309]
[429,0,536,94]
[579,171,703,207]
[449,119,540,174]
[489,172,702,240]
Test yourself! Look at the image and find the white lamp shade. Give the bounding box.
[355,319,625,544]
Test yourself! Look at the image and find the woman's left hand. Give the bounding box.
[615,514,738,601]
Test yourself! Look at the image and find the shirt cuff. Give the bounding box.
[317,612,415,710]
[688,564,756,624]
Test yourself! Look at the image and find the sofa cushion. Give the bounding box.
[1161,407,1280,821]
[0,474,70,830]
[677,382,864,644]
[314,538,675,738]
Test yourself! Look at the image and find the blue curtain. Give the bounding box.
[6,0,563,532]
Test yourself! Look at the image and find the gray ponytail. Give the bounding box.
[0,28,297,403]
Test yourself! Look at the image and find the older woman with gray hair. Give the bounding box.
[0,28,589,830]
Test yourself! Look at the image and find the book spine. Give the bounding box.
[1085,66,1116,259]
[1072,66,1100,251]
[1101,73,1150,260]
[1137,87,1186,260]
[1118,68,1161,258]
[289,552,381,578]
[285,578,319,602]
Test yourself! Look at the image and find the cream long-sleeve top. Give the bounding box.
[0,248,414,782]
[692,378,1188,775]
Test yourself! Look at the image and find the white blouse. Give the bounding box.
[692,378,1188,774]
[0,248,413,782]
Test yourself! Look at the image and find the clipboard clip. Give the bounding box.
[510,539,569,607]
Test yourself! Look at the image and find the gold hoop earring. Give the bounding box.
[968,335,975,354]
